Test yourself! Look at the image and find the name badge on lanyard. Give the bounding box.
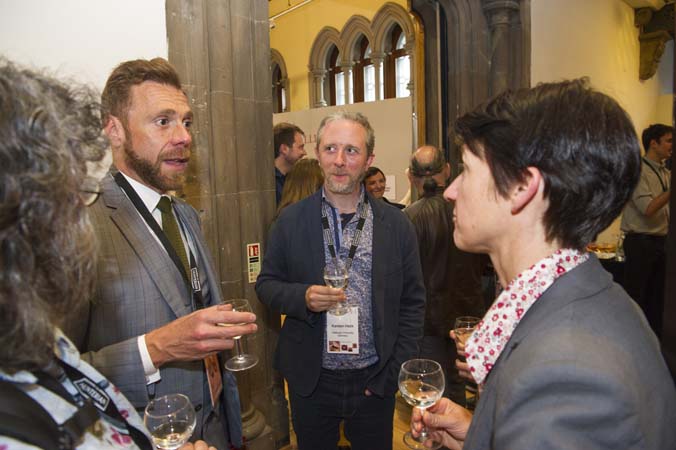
[327,307,360,354]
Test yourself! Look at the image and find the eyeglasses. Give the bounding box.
[79,176,101,206]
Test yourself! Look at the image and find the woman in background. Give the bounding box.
[276,158,324,218]
[363,166,404,209]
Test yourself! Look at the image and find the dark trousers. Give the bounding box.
[289,367,395,450]
[623,233,666,338]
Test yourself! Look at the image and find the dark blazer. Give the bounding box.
[255,190,426,397]
[66,169,242,447]
[464,256,676,450]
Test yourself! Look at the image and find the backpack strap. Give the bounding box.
[0,379,65,450]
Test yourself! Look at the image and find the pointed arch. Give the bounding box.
[372,2,415,53]
[340,15,374,63]
[308,26,342,71]
[271,48,290,112]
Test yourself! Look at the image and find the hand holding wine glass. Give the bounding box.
[144,393,196,450]
[220,298,259,371]
[399,359,445,450]
[323,258,349,315]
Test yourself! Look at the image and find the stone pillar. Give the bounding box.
[371,51,385,101]
[311,67,328,107]
[482,0,521,96]
[340,62,354,104]
[165,1,277,449]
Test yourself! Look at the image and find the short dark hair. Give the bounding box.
[101,58,183,126]
[455,78,641,250]
[641,123,673,151]
[274,122,304,158]
[364,166,385,181]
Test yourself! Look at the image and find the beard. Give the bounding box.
[123,139,186,193]
[324,170,365,195]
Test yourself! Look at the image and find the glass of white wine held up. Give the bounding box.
[144,393,196,450]
[398,359,445,450]
[220,298,259,371]
[453,315,481,410]
[323,257,350,316]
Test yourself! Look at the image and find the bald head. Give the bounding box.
[408,145,450,195]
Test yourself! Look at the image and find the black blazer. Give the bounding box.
[256,190,426,397]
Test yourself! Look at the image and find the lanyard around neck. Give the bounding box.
[113,172,204,310]
[642,158,668,192]
[321,194,369,272]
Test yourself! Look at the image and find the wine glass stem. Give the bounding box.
[234,336,244,358]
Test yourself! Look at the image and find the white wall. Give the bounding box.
[531,0,674,244]
[0,0,167,90]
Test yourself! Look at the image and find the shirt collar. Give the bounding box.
[321,185,366,213]
[643,156,666,170]
[464,248,589,385]
[119,171,164,212]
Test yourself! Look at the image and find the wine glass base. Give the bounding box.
[403,431,442,450]
[225,354,259,371]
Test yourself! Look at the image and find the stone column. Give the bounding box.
[371,51,385,101]
[165,1,277,449]
[482,0,521,96]
[311,67,328,107]
[340,62,354,104]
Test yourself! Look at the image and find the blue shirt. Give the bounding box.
[275,167,285,205]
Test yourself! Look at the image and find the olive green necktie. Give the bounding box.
[156,196,190,277]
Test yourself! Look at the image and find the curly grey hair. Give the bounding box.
[0,60,107,373]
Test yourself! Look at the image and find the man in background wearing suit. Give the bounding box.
[410,80,676,449]
[256,111,425,450]
[68,58,257,449]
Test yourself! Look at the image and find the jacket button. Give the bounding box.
[195,403,202,412]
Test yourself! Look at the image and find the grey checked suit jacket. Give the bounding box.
[66,169,241,447]
[464,256,676,450]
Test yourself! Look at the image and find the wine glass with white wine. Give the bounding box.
[398,359,445,450]
[323,258,349,315]
[144,393,196,450]
[453,315,481,409]
[220,298,259,371]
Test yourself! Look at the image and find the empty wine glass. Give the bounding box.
[144,393,196,450]
[221,298,259,371]
[399,359,445,450]
[323,258,349,316]
[453,316,481,410]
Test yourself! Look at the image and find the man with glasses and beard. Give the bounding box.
[67,58,257,450]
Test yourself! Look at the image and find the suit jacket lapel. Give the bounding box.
[307,191,325,285]
[101,172,192,318]
[173,202,223,306]
[370,195,388,354]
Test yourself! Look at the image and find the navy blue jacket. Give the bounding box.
[255,190,426,397]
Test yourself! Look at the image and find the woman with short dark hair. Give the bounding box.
[410,79,676,450]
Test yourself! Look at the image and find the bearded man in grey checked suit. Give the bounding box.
[66,58,257,449]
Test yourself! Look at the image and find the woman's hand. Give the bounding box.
[410,398,473,450]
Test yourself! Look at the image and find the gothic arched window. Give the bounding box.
[353,36,376,103]
[384,24,410,99]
